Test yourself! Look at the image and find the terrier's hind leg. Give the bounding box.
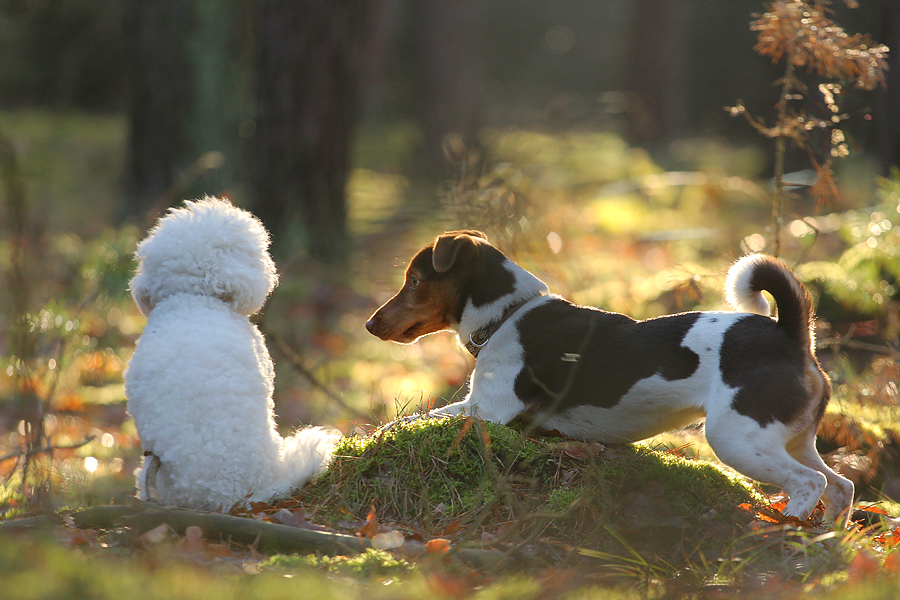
[788,433,854,527]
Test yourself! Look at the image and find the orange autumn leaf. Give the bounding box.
[447,417,475,457]
[848,549,881,581]
[359,506,379,539]
[426,572,474,597]
[884,552,900,574]
[425,538,451,555]
[874,528,900,548]
[859,504,891,517]
[441,519,462,536]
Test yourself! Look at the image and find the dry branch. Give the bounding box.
[70,502,513,567]
[71,502,369,555]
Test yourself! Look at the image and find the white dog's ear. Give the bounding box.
[214,254,278,315]
[129,272,155,317]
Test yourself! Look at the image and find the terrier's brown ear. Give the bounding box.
[431,231,487,273]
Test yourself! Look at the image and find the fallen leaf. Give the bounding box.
[874,527,900,548]
[140,523,174,547]
[447,417,475,457]
[563,444,588,461]
[441,519,462,536]
[175,525,206,556]
[563,443,605,461]
[246,501,271,514]
[425,538,451,555]
[372,530,405,550]
[848,549,881,581]
[359,506,379,539]
[884,552,900,573]
[66,529,98,548]
[859,504,891,517]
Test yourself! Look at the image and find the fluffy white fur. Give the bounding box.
[125,197,339,511]
[724,253,776,316]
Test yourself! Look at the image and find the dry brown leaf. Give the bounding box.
[848,548,881,581]
[358,505,379,539]
[563,442,605,461]
[440,519,462,536]
[66,528,98,548]
[140,523,174,547]
[447,417,475,457]
[884,551,900,573]
[175,525,206,556]
[425,538,451,555]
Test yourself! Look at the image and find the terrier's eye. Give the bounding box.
[408,276,419,288]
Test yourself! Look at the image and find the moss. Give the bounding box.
[263,549,411,579]
[304,417,554,525]
[297,417,764,566]
[548,487,583,513]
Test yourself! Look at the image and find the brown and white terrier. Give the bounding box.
[367,230,854,526]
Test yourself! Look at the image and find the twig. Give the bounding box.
[772,58,797,258]
[260,323,368,422]
[73,502,370,555]
[819,338,897,355]
[0,126,49,509]
[0,436,96,464]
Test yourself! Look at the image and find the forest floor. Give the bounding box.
[2,111,900,598]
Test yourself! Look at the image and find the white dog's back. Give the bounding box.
[125,198,338,511]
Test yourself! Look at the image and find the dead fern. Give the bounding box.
[729,0,888,256]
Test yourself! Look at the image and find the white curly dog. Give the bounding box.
[126,197,338,511]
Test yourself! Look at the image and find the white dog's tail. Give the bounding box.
[724,254,816,354]
[253,426,340,502]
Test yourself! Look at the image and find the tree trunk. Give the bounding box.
[124,0,245,224]
[626,0,690,144]
[124,0,195,220]
[252,0,367,262]
[879,0,900,173]
[414,0,486,178]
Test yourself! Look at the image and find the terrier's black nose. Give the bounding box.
[365,319,376,333]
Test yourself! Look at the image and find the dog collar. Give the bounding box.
[465,296,537,359]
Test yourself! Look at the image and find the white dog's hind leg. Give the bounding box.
[134,455,151,502]
[134,453,163,503]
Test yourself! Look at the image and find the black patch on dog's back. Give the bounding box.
[513,300,701,411]
[720,315,807,426]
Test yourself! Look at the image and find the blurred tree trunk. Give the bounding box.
[626,0,690,144]
[124,0,244,224]
[252,0,368,263]
[124,0,195,220]
[879,0,900,173]
[413,0,485,178]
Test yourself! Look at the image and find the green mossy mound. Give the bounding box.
[297,417,766,565]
